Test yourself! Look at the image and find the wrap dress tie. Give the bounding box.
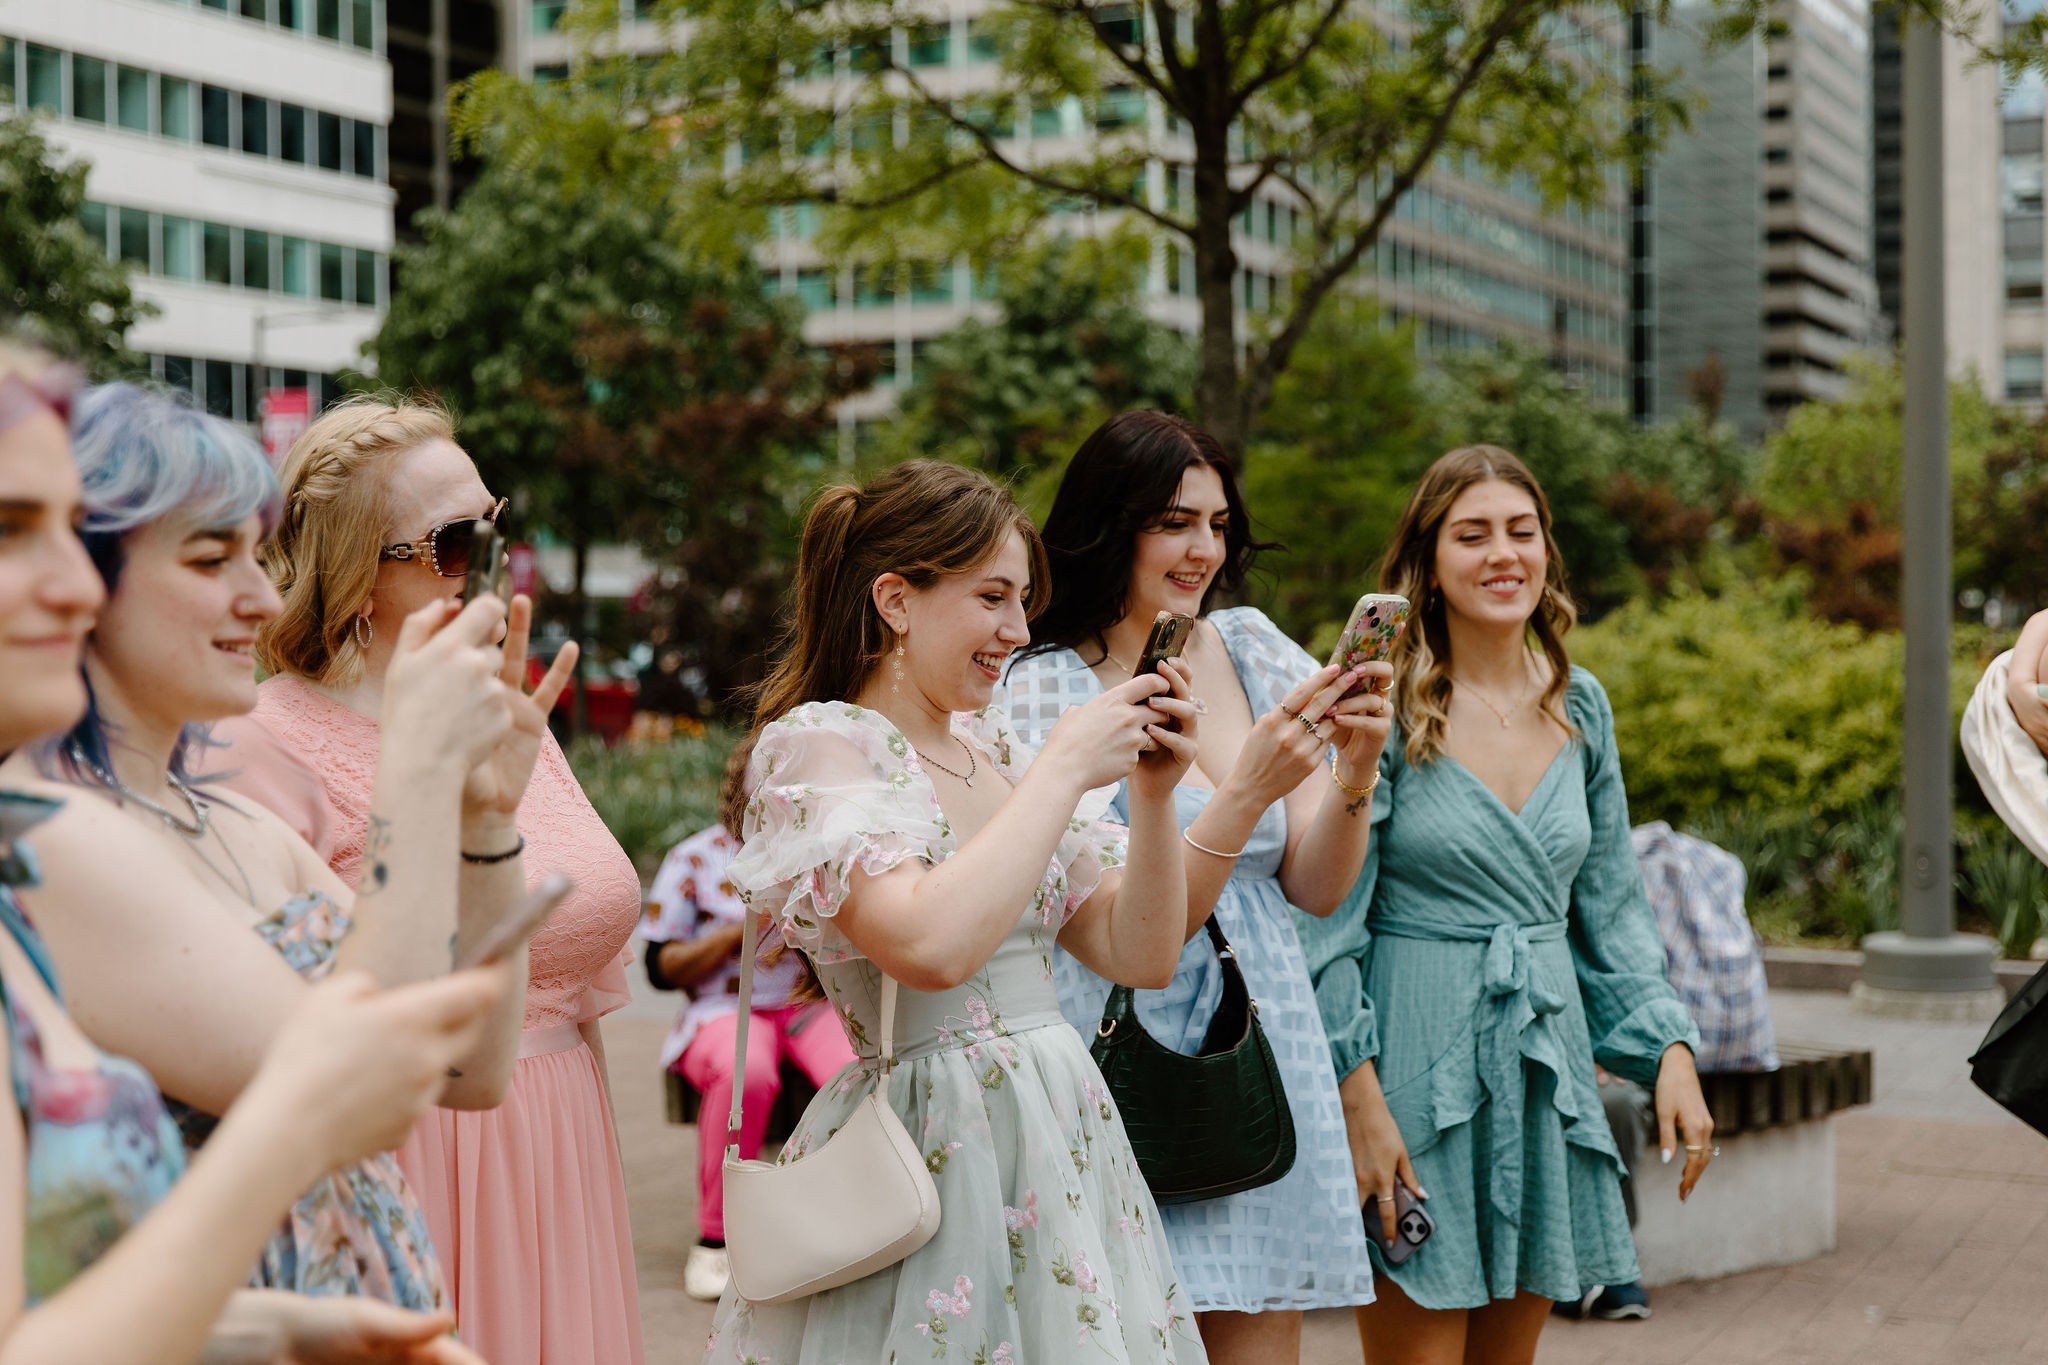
[1295,668,1701,1309]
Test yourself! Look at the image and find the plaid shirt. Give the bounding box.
[1631,821,1779,1073]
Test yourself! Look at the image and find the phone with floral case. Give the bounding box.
[1328,593,1410,700]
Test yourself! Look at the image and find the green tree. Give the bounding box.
[1240,300,1431,643]
[457,0,1698,456]
[881,237,1197,484]
[0,115,149,368]
[368,156,872,707]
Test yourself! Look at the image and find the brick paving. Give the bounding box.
[604,984,2048,1365]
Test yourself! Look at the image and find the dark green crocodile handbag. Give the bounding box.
[1089,917,1297,1205]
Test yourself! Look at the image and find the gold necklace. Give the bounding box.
[1452,666,1536,730]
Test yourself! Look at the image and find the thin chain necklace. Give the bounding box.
[914,734,978,788]
[74,747,258,904]
[1453,660,1538,730]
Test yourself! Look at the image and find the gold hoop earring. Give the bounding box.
[353,615,373,648]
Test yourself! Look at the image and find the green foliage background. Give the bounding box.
[0,115,150,369]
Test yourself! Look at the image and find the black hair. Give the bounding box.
[1020,410,1277,663]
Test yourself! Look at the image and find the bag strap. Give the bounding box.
[726,907,896,1162]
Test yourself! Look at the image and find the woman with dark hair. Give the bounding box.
[709,459,1209,1364]
[1295,445,1712,1365]
[1003,411,1387,1364]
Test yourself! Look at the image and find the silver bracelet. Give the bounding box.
[1182,828,1246,859]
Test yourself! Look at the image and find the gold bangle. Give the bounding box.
[1330,751,1379,801]
[1182,828,1246,859]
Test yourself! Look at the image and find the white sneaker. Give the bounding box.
[684,1244,731,1301]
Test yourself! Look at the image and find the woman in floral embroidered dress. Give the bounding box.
[707,461,1210,1364]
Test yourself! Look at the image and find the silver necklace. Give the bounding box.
[914,735,978,787]
[79,751,257,904]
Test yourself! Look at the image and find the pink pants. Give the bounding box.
[678,1002,855,1240]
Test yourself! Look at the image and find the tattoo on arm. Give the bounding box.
[362,815,393,895]
[1344,792,1372,818]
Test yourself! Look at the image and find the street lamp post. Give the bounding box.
[1855,6,1998,1016]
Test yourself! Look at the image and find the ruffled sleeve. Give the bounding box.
[1293,741,1399,1079]
[961,707,1128,924]
[727,703,952,964]
[1565,669,1702,1086]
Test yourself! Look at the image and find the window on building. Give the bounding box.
[0,38,15,106]
[350,0,375,48]
[202,0,231,11]
[203,360,236,419]
[71,55,107,123]
[201,84,232,147]
[2006,349,2044,400]
[2007,254,2043,305]
[159,76,193,140]
[909,261,953,304]
[279,0,304,29]
[282,237,313,297]
[353,249,379,305]
[1097,5,1141,45]
[118,208,151,268]
[2008,118,2045,155]
[532,63,569,84]
[279,103,306,162]
[967,18,1000,60]
[162,355,194,397]
[116,66,150,131]
[25,45,61,113]
[160,215,196,279]
[907,23,950,65]
[203,221,232,284]
[352,119,377,178]
[2008,213,2044,259]
[241,229,271,290]
[241,94,271,155]
[1095,86,1143,132]
[795,268,835,311]
[318,242,345,301]
[80,202,108,255]
[316,111,342,170]
[317,0,342,40]
[241,0,269,20]
[533,1,566,32]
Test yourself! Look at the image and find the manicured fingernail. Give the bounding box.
[1661,1148,1673,1164]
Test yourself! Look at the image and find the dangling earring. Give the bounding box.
[353,615,373,648]
[892,638,906,693]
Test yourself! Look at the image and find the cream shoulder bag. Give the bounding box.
[720,907,941,1305]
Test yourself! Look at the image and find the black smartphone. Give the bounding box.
[1370,1185,1435,1266]
[462,521,508,606]
[456,870,573,970]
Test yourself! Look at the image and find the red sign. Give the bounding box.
[507,542,540,599]
[260,388,312,462]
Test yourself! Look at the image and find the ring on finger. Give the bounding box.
[1374,1194,1396,1204]
[1296,712,1321,736]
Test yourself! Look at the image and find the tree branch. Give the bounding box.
[1239,0,1541,422]
[1013,0,1178,106]
[1230,0,1352,114]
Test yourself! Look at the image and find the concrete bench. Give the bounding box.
[1631,1043,1873,1288]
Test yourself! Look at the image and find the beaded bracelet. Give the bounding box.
[1330,751,1380,800]
[461,835,526,865]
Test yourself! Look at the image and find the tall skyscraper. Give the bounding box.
[0,0,394,420]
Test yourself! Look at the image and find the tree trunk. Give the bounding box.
[570,536,590,740]
[1188,29,1244,459]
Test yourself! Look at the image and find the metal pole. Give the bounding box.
[1858,5,1996,1000]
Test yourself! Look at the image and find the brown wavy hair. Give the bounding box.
[1380,445,1579,766]
[719,460,1050,833]
[258,396,456,685]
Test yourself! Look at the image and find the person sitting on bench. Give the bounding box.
[641,823,856,1302]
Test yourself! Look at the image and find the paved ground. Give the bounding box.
[606,980,2048,1365]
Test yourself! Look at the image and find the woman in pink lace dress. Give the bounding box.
[212,398,644,1365]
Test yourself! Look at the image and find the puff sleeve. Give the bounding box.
[726,704,952,964]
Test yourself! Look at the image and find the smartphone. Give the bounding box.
[1369,1185,1435,1266]
[1135,611,1196,676]
[462,521,508,606]
[1328,594,1411,700]
[456,870,573,970]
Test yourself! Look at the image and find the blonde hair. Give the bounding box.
[259,395,457,685]
[1380,445,1579,766]
[0,338,53,384]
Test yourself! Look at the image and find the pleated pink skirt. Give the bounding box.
[397,1024,645,1365]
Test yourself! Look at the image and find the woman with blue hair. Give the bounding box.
[0,381,576,1313]
[0,338,507,1362]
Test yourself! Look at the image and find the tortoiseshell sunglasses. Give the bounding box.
[378,496,508,577]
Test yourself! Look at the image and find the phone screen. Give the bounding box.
[463,523,508,606]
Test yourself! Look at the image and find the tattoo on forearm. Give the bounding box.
[1345,792,1372,817]
[362,815,393,895]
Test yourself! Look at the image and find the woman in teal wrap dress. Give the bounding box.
[1293,445,1714,1365]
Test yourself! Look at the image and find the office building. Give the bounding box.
[0,0,393,420]
[513,0,1631,405]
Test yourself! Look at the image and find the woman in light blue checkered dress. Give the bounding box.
[1003,412,1386,1363]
